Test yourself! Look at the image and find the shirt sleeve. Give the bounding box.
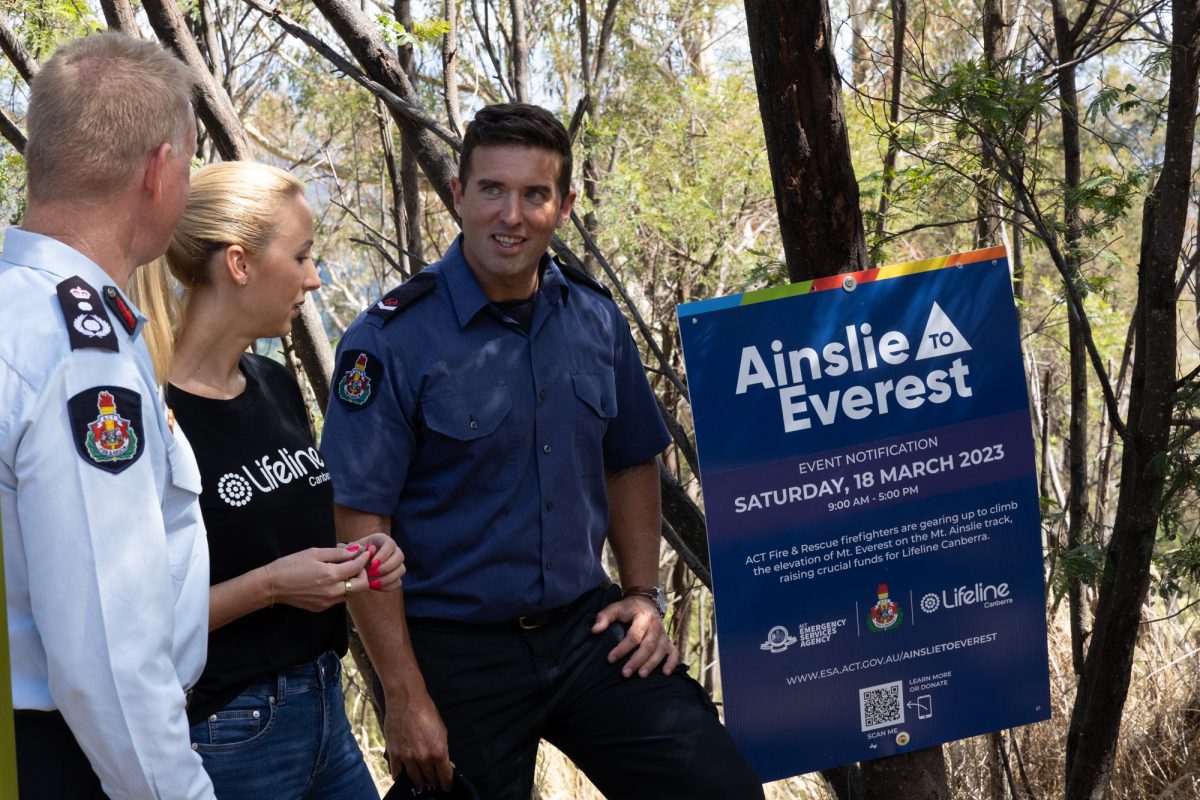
[320,321,418,515]
[603,310,672,470]
[13,351,214,800]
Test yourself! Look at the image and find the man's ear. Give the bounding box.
[557,189,577,226]
[451,176,464,217]
[143,142,173,200]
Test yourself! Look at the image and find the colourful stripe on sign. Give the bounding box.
[677,245,1008,316]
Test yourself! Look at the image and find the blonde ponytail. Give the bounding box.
[127,255,183,384]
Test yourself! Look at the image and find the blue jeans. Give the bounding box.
[189,650,377,799]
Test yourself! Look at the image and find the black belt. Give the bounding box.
[410,586,606,632]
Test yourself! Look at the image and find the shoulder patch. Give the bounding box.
[335,349,384,410]
[102,285,138,335]
[559,263,613,299]
[366,271,436,324]
[56,277,118,352]
[67,386,144,473]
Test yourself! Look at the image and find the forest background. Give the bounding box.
[2,1,1199,798]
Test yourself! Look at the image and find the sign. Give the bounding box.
[677,246,1050,781]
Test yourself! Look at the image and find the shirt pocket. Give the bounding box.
[572,372,617,476]
[423,383,516,490]
[164,431,203,582]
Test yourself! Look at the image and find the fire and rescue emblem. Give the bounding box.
[68,387,144,473]
[867,583,904,633]
[334,350,382,410]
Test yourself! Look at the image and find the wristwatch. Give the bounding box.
[622,585,667,617]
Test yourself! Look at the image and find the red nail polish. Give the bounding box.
[372,559,381,571]
[346,545,360,553]
[370,579,382,590]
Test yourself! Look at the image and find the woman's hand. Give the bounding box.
[345,532,405,592]
[265,545,371,611]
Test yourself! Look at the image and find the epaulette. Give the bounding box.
[56,276,119,352]
[559,263,613,300]
[366,270,436,324]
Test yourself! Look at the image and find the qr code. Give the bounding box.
[859,680,905,731]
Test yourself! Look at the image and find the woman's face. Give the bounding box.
[247,193,318,338]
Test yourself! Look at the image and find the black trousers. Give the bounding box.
[407,585,765,800]
[15,710,107,799]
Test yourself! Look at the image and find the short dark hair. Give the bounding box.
[459,103,573,202]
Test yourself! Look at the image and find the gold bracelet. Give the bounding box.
[264,564,276,609]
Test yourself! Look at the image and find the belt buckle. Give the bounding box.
[517,614,542,630]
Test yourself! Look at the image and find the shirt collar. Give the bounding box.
[442,234,571,328]
[1,227,148,337]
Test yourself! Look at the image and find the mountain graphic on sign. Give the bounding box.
[914,302,972,361]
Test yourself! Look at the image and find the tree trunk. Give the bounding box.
[509,0,530,102]
[860,747,949,800]
[743,0,869,280]
[1063,2,1200,797]
[872,0,906,251]
[99,0,138,34]
[312,0,462,217]
[1050,0,1090,679]
[743,0,943,795]
[395,0,425,272]
[975,0,1004,248]
[0,17,38,81]
[142,0,251,162]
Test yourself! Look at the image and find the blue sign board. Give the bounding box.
[677,247,1051,781]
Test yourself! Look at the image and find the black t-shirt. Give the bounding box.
[169,353,346,723]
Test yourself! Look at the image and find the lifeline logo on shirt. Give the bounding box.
[215,446,331,507]
[67,387,143,474]
[334,349,383,410]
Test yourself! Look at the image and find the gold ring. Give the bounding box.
[344,579,353,599]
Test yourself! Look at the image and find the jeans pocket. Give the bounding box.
[191,693,277,752]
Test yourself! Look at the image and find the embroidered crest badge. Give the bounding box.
[68,387,144,474]
[334,350,383,410]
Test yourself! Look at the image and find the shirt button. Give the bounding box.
[546,560,554,569]
[545,501,554,512]
[469,418,478,430]
[543,444,551,453]
[539,389,547,401]
[600,399,606,411]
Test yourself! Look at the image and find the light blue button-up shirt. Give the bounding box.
[0,228,214,799]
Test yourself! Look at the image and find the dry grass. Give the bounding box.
[342,606,1200,798]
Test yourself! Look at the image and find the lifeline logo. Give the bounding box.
[920,581,1013,613]
[215,446,331,507]
[733,302,973,433]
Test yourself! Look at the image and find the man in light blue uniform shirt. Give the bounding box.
[0,33,214,799]
[324,103,762,799]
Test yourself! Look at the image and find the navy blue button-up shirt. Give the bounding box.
[321,238,670,622]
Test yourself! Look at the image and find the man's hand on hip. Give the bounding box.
[592,595,681,678]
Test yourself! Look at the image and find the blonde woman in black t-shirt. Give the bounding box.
[134,161,404,798]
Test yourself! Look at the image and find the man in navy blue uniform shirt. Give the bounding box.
[322,104,763,799]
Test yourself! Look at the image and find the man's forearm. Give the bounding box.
[604,459,662,587]
[334,506,428,700]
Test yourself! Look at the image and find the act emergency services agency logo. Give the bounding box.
[85,390,138,463]
[867,583,904,632]
[760,625,798,654]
